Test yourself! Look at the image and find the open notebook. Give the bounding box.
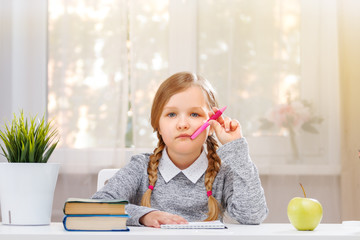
[160,220,226,229]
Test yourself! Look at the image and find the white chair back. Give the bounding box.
[97,169,119,191]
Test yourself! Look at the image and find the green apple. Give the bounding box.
[287,184,323,231]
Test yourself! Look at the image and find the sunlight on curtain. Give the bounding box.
[198,0,334,165]
[128,0,169,148]
[48,0,129,149]
[48,0,169,149]
[198,0,300,136]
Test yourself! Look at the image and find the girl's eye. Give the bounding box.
[191,113,199,117]
[167,112,176,118]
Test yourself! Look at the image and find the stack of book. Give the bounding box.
[62,198,129,231]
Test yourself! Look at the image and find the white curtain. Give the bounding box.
[129,0,170,148]
[49,0,339,161]
[198,0,302,129]
[48,0,129,149]
[48,0,131,220]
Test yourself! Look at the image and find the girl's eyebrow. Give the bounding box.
[190,107,207,114]
[163,106,207,113]
[162,107,177,112]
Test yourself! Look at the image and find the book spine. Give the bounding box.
[64,214,130,217]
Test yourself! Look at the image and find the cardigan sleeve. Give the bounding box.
[91,154,158,226]
[217,138,268,224]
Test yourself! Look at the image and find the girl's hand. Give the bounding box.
[139,211,188,228]
[208,107,243,145]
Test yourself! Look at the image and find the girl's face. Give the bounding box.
[158,86,212,169]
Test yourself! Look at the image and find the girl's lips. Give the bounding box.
[176,134,191,138]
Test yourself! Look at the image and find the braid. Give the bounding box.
[141,132,165,207]
[204,135,222,221]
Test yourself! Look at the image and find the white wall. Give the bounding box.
[0,0,13,127]
[0,0,47,126]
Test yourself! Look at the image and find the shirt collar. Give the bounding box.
[158,147,208,184]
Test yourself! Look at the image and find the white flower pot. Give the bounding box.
[0,163,60,225]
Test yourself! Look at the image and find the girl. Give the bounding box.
[92,72,268,227]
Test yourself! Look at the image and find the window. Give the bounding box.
[48,0,340,173]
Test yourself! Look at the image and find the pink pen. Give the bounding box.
[190,106,227,140]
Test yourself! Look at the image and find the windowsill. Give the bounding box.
[50,148,341,176]
[257,164,341,176]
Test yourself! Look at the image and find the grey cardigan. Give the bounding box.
[92,138,268,226]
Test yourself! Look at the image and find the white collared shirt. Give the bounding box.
[158,147,208,184]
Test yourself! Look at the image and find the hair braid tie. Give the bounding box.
[204,135,222,221]
[141,133,164,207]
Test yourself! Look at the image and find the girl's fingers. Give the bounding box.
[223,117,231,132]
[209,107,225,124]
[141,211,187,228]
[209,107,241,135]
[169,214,188,224]
[158,213,188,226]
[152,221,161,228]
[230,119,240,131]
[209,120,223,135]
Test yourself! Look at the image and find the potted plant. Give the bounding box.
[0,111,60,225]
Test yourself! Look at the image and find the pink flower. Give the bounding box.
[267,101,311,132]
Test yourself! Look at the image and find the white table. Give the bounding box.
[1,222,360,240]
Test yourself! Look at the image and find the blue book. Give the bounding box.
[63,214,130,231]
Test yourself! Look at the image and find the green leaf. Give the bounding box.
[301,123,319,134]
[42,142,58,163]
[307,117,324,125]
[0,144,9,161]
[28,139,35,163]
[20,141,29,163]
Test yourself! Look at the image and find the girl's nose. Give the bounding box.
[176,116,190,130]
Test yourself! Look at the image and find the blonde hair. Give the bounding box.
[141,72,222,221]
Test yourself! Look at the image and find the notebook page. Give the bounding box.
[160,220,226,229]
